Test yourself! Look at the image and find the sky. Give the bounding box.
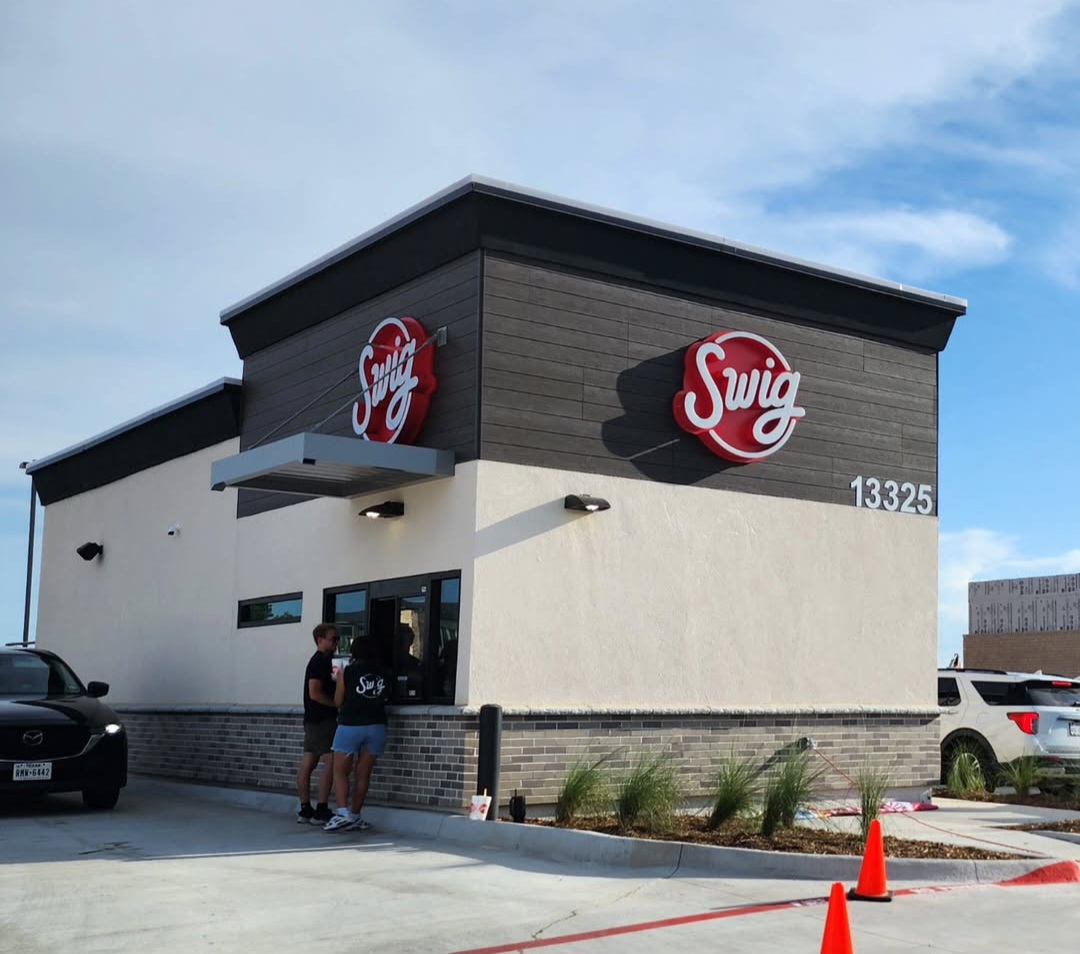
[2,0,1080,665]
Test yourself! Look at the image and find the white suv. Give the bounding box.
[938,668,1080,787]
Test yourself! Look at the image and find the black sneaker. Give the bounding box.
[297,804,315,824]
[312,805,333,825]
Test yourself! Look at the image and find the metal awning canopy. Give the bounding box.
[210,432,455,497]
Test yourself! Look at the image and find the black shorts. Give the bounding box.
[303,719,337,757]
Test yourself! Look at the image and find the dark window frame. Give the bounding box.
[322,570,461,705]
[237,591,304,628]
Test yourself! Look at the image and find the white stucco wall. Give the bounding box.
[230,462,477,705]
[35,446,478,706]
[466,460,938,709]
[35,439,241,704]
[36,447,936,711]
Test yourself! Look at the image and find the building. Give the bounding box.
[964,572,1080,675]
[26,176,965,809]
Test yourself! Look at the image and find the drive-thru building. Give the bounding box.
[26,177,966,808]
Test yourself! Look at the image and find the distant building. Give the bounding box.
[964,572,1080,675]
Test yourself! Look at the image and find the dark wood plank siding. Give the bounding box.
[238,253,481,517]
[480,255,939,512]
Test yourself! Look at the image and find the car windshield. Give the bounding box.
[1025,682,1080,707]
[0,653,84,697]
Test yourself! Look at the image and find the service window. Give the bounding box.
[324,571,460,705]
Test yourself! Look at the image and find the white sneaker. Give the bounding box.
[323,810,354,832]
[346,815,372,831]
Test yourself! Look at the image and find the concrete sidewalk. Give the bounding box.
[128,777,1080,882]
[803,795,1080,860]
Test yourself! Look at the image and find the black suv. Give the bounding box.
[0,646,128,808]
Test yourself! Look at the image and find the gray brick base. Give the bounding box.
[498,712,941,807]
[116,707,940,810]
[116,707,478,810]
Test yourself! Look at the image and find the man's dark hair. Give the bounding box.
[312,622,337,645]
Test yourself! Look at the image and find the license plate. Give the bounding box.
[13,762,52,781]
[1070,723,1080,737]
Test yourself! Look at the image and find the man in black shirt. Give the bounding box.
[296,622,339,824]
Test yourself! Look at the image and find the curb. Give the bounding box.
[128,777,1057,884]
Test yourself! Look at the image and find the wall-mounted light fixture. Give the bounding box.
[359,501,405,519]
[564,494,610,513]
[76,541,104,561]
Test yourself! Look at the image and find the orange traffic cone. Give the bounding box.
[848,818,892,902]
[820,881,854,954]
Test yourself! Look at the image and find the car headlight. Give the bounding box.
[103,723,123,735]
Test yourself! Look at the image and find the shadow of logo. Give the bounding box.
[599,347,744,485]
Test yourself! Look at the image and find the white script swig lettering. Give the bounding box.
[354,333,419,439]
[681,343,806,446]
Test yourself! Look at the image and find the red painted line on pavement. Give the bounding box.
[445,860,1080,954]
[996,860,1080,886]
[445,896,827,954]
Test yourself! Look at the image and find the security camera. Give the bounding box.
[166,525,181,537]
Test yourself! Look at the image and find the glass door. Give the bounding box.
[369,579,428,702]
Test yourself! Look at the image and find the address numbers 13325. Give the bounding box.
[849,476,934,515]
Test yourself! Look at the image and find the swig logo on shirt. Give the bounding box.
[356,673,386,699]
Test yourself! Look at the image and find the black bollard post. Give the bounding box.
[476,704,502,822]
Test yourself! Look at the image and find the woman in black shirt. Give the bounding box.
[323,637,391,832]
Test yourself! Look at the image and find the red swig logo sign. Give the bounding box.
[673,330,806,462]
[352,316,437,444]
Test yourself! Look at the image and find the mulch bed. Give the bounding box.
[523,814,1022,860]
[1008,818,1080,833]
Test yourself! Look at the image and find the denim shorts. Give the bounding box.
[331,723,387,757]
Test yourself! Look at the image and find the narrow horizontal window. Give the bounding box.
[238,593,303,628]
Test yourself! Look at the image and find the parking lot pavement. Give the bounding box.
[3,787,1080,954]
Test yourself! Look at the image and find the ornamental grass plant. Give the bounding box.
[998,756,1040,798]
[614,752,683,830]
[945,742,988,797]
[760,748,823,838]
[555,755,613,825]
[706,751,761,829]
[854,762,891,843]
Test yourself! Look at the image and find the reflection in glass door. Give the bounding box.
[325,588,367,673]
[370,590,427,701]
[398,593,427,701]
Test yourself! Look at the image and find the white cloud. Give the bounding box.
[731,206,1013,282]
[938,529,1080,664]
[0,1,1070,296]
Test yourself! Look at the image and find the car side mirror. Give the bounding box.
[86,681,110,698]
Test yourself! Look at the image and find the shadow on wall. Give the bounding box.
[474,501,604,559]
[600,347,741,486]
